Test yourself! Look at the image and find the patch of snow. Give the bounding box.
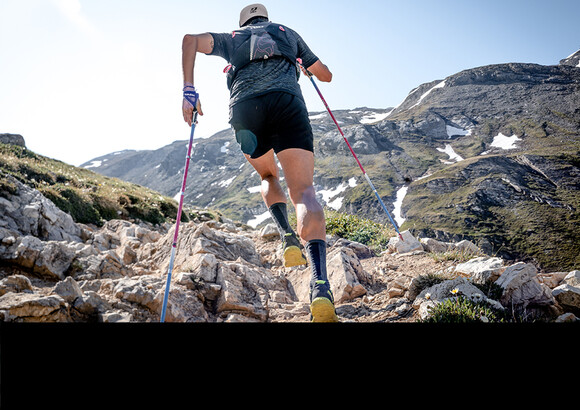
[247,210,271,228]
[221,142,230,153]
[319,182,349,204]
[360,111,392,124]
[437,144,464,163]
[393,186,408,227]
[490,133,521,150]
[318,178,358,210]
[218,176,236,188]
[326,196,344,210]
[309,113,327,121]
[446,125,471,138]
[83,160,102,169]
[410,80,446,109]
[247,185,261,193]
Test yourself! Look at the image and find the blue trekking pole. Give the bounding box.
[160,102,199,322]
[298,61,404,241]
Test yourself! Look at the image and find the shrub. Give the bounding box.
[420,293,507,323]
[324,209,394,253]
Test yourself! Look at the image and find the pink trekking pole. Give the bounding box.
[298,60,404,241]
[160,108,198,322]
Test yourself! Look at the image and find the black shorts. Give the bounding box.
[229,92,314,159]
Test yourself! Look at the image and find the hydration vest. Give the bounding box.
[224,22,299,89]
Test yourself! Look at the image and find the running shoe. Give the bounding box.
[309,279,339,322]
[282,232,307,268]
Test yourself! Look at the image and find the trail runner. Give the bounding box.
[181,4,337,322]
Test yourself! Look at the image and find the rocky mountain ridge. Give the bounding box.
[82,50,580,271]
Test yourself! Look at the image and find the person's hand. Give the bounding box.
[182,83,203,126]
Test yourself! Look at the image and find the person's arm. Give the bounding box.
[292,27,332,83]
[307,60,332,83]
[181,33,214,124]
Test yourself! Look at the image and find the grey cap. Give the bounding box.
[239,3,269,27]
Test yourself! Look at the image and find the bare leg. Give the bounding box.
[276,148,337,322]
[276,148,325,243]
[245,149,307,267]
[244,149,286,206]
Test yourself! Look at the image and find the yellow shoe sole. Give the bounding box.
[283,245,307,268]
[310,297,339,323]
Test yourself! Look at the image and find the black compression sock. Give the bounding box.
[268,202,295,240]
[305,239,328,283]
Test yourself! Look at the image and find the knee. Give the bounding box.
[290,186,321,210]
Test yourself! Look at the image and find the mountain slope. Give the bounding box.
[0,141,209,227]
[387,57,580,271]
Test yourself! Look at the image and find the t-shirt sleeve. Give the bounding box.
[208,32,232,61]
[292,29,319,68]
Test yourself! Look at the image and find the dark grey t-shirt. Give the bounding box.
[209,22,319,109]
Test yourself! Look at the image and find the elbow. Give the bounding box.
[182,34,197,52]
[319,63,333,82]
[319,71,332,83]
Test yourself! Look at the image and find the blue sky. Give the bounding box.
[1,0,578,166]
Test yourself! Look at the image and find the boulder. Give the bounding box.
[388,230,423,254]
[0,274,33,296]
[454,240,480,255]
[151,286,209,322]
[562,271,580,287]
[420,238,452,253]
[334,238,374,259]
[72,291,111,317]
[326,247,370,303]
[496,262,554,309]
[0,176,82,242]
[53,276,83,303]
[214,260,292,321]
[536,271,569,289]
[455,256,504,284]
[552,284,580,314]
[0,293,69,322]
[259,223,279,240]
[34,241,76,280]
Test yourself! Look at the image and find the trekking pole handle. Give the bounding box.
[296,59,313,78]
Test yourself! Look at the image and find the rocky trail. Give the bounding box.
[1,175,578,324]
